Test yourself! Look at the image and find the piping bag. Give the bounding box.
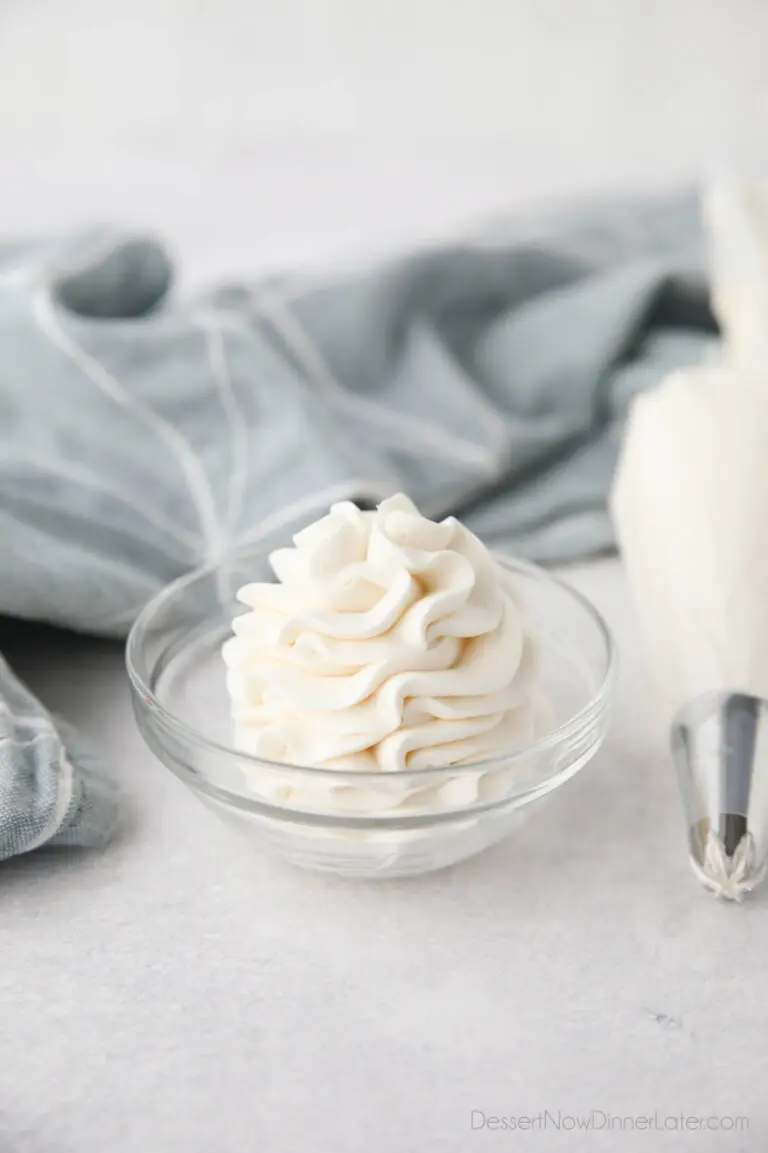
[611,185,768,900]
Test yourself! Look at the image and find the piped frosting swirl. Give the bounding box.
[223,495,547,777]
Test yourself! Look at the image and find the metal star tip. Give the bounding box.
[671,692,768,901]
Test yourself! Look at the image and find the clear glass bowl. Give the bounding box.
[126,539,616,878]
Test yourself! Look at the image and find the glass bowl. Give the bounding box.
[126,539,616,878]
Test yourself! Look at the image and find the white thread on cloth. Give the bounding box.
[32,292,225,570]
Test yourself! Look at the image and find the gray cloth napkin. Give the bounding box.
[0,653,117,861]
[0,192,718,860]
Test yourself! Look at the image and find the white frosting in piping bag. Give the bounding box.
[705,183,768,367]
[222,495,548,811]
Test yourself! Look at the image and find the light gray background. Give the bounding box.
[0,3,765,1151]
[2,0,768,282]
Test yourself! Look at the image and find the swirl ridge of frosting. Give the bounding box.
[223,494,546,774]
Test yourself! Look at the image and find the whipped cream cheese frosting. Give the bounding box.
[222,495,548,792]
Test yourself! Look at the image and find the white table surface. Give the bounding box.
[0,559,763,1153]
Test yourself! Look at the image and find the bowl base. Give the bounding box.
[195,791,540,878]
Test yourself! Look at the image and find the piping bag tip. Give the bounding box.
[671,692,768,901]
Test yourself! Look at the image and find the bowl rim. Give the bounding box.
[126,544,617,783]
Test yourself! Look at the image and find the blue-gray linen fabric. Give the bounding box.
[0,194,717,858]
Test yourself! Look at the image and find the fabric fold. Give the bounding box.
[0,191,716,859]
[0,654,118,861]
